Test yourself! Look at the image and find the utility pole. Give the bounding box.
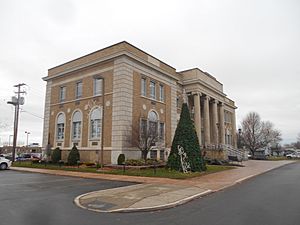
[7,83,26,162]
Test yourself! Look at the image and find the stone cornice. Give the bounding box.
[43,51,180,82]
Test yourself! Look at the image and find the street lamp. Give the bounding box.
[95,76,105,168]
[238,128,242,149]
[25,131,30,147]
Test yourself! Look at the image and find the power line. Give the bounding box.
[20,109,44,119]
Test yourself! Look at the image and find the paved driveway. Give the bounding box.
[0,170,135,225]
[1,162,300,225]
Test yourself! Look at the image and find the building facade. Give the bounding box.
[42,41,237,164]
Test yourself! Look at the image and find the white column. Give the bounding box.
[203,96,210,146]
[232,110,237,148]
[219,102,225,146]
[211,99,218,146]
[193,93,201,146]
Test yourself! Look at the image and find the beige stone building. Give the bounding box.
[42,41,237,164]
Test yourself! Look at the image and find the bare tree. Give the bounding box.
[292,133,300,149]
[132,119,163,161]
[241,112,282,155]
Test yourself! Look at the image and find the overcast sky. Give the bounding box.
[0,0,299,146]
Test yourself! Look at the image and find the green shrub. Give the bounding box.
[51,147,61,163]
[125,159,144,166]
[117,154,126,165]
[145,158,160,165]
[67,145,80,166]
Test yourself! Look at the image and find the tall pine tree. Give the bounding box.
[167,103,206,172]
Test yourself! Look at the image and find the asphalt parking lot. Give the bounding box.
[0,170,135,225]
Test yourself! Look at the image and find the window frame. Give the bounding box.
[141,77,147,97]
[93,78,103,96]
[150,81,156,99]
[90,107,102,140]
[75,81,83,99]
[59,86,66,102]
[56,113,65,140]
[159,122,165,140]
[159,84,164,102]
[72,111,82,140]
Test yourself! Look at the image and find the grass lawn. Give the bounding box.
[12,161,234,179]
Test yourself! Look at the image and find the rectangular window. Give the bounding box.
[59,86,66,102]
[159,84,164,102]
[159,122,164,140]
[91,119,101,139]
[176,97,179,108]
[150,150,157,159]
[141,78,146,96]
[150,81,156,99]
[72,122,81,139]
[159,150,165,161]
[57,123,64,140]
[140,119,147,137]
[94,78,103,96]
[75,81,82,99]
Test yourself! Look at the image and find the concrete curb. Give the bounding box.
[74,188,212,213]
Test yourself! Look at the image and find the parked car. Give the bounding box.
[16,153,32,161]
[286,152,300,159]
[16,153,41,161]
[0,156,12,170]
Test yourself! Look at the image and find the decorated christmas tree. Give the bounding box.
[167,103,206,172]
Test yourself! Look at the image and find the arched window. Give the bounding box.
[148,111,158,137]
[56,113,65,140]
[72,111,82,140]
[90,107,102,139]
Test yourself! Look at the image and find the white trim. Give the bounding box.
[88,106,103,147]
[147,109,159,121]
[54,112,66,145]
[70,109,83,147]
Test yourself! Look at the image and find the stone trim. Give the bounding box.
[111,57,134,164]
[42,80,52,148]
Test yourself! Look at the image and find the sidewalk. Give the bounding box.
[12,160,295,212]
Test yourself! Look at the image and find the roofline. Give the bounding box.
[179,67,223,85]
[43,52,180,82]
[48,41,176,72]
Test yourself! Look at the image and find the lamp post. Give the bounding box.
[95,76,105,168]
[238,128,242,149]
[25,131,30,147]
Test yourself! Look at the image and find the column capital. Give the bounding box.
[218,101,224,106]
[192,92,202,96]
[203,95,210,101]
[211,99,219,104]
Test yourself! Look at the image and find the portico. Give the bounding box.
[181,68,237,156]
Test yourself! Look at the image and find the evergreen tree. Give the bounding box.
[68,144,80,166]
[167,103,206,172]
[51,147,61,163]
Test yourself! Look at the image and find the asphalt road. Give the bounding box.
[1,162,300,225]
